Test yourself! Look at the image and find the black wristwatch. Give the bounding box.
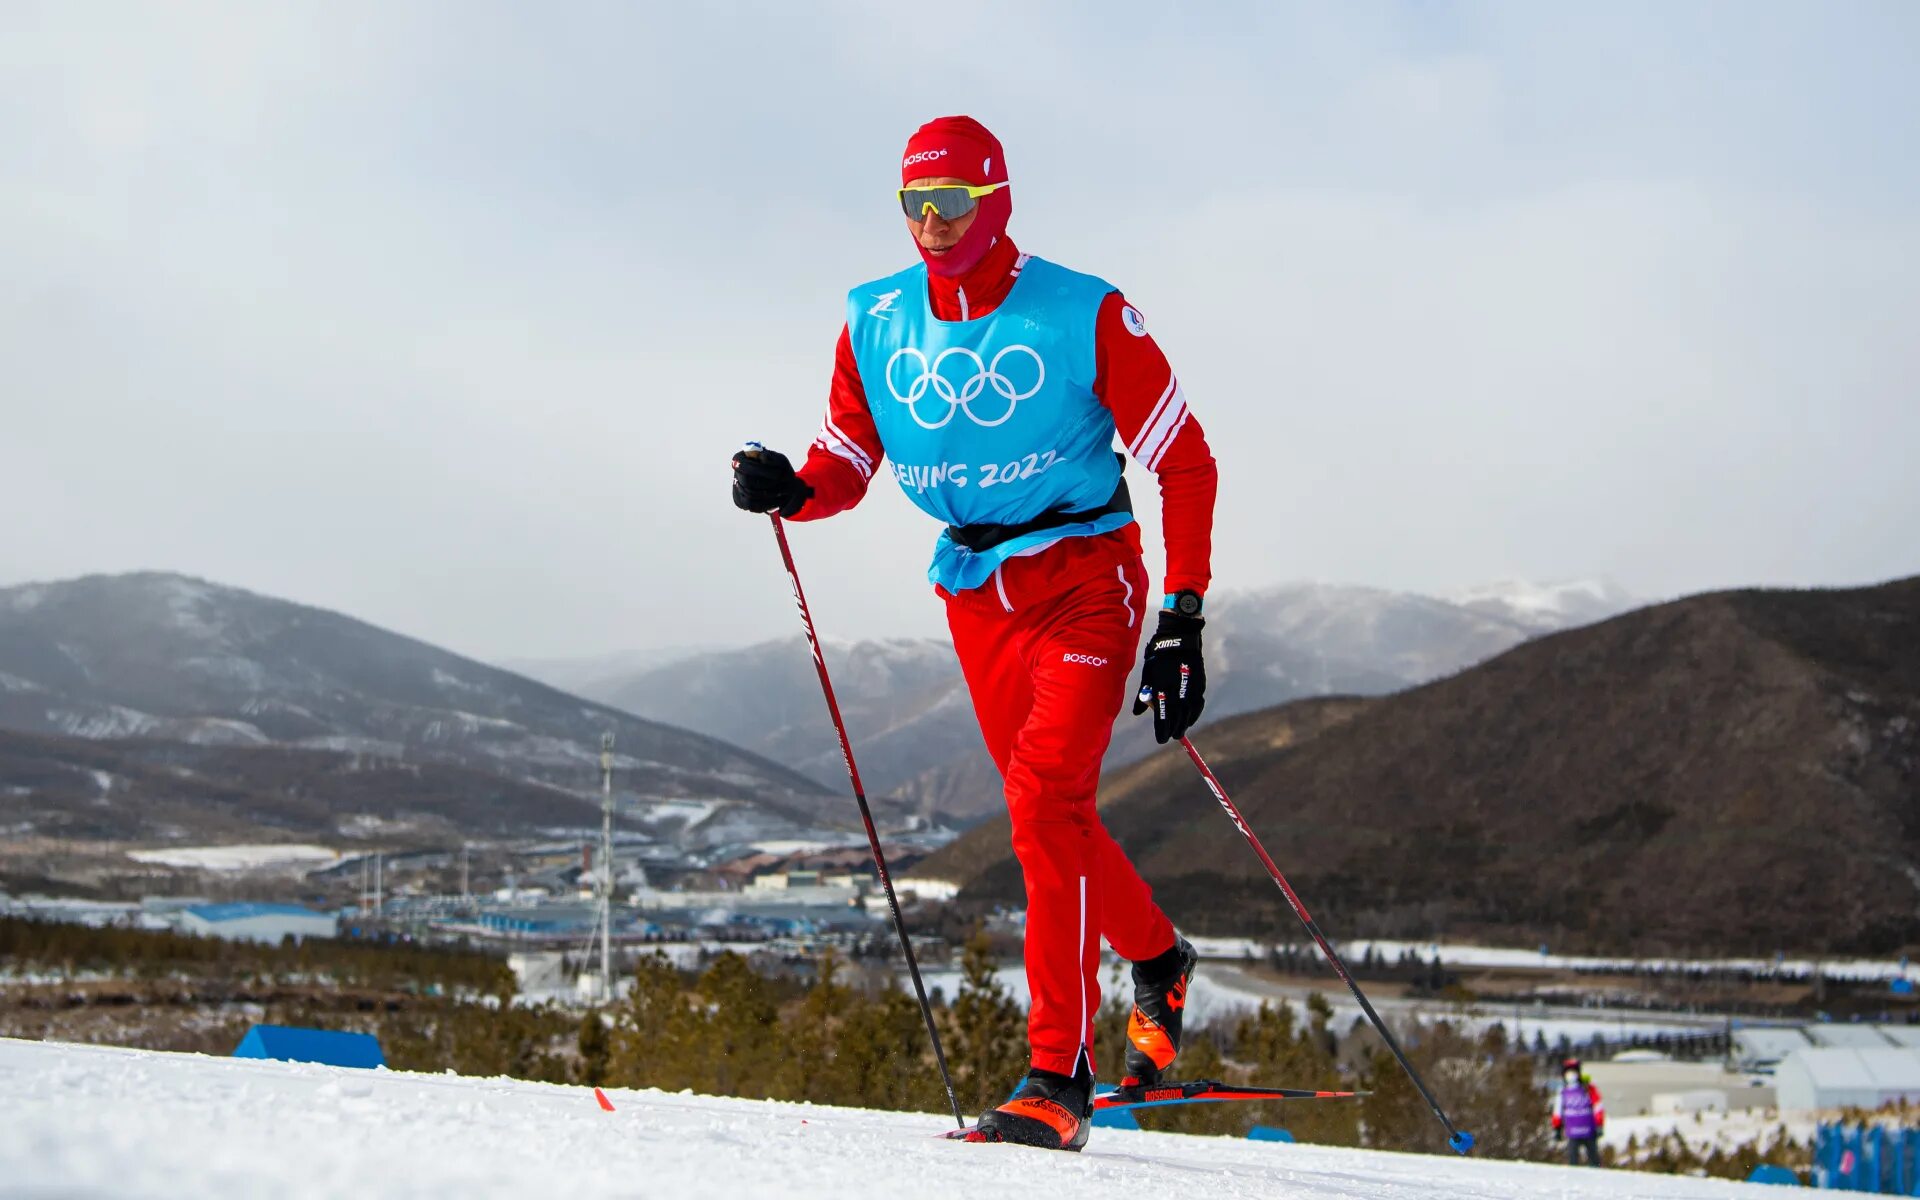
[1164,590,1204,618]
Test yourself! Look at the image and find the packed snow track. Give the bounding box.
[0,1038,1769,1197]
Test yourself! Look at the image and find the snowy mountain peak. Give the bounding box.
[556,577,1643,824]
[1447,579,1638,632]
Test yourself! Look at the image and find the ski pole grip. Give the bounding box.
[739,440,764,460]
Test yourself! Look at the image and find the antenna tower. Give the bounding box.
[598,730,615,1003]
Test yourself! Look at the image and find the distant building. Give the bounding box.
[900,879,961,902]
[477,904,598,939]
[139,896,210,915]
[1804,1024,1901,1050]
[748,870,861,893]
[179,903,337,944]
[507,951,567,994]
[1732,1027,1814,1074]
[1583,1057,1775,1118]
[1776,1048,1920,1111]
[0,896,140,928]
[490,886,552,903]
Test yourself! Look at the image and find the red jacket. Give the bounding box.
[791,237,1218,614]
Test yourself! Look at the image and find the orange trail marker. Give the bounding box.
[594,1087,615,1112]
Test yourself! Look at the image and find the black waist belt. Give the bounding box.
[944,474,1133,555]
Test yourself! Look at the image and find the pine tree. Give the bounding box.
[576,1011,610,1087]
[772,948,851,1102]
[1354,1020,1557,1160]
[1306,989,1338,1059]
[697,952,781,1099]
[942,928,1025,1115]
[606,951,707,1092]
[821,986,944,1113]
[1233,1001,1361,1146]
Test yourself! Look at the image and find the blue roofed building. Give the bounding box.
[476,904,598,939]
[179,902,338,944]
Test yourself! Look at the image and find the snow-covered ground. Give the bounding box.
[1342,939,1918,984]
[1199,962,1714,1045]
[1124,931,1912,987]
[1610,1108,1818,1157]
[125,844,341,871]
[0,1037,1772,1198]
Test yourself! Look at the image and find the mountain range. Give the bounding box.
[912,575,1920,955]
[0,572,835,850]
[553,579,1638,823]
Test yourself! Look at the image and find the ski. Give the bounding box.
[938,1080,1364,1139]
[1096,1079,1366,1112]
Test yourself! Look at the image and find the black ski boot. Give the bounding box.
[1123,935,1198,1087]
[969,1059,1094,1151]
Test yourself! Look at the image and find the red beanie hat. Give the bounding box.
[901,115,1010,278]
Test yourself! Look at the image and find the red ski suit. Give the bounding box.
[790,236,1218,1078]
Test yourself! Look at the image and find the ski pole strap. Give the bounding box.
[943,461,1131,553]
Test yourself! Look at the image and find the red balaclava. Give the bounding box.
[901,115,1010,278]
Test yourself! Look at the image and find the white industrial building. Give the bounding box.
[1732,1027,1813,1073]
[635,885,863,911]
[1775,1047,1920,1112]
[1805,1024,1902,1050]
[1583,1057,1775,1117]
[178,902,337,944]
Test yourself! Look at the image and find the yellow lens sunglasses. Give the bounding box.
[898,181,1009,221]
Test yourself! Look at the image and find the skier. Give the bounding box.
[732,115,1218,1150]
[1551,1057,1606,1166]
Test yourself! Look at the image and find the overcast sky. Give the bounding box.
[3,2,1916,663]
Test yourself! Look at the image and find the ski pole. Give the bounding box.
[1179,736,1476,1155]
[750,482,964,1129]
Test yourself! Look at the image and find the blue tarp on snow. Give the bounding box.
[1089,1104,1140,1130]
[233,1025,385,1069]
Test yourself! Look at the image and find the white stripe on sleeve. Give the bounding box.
[1137,386,1189,471]
[1127,375,1179,459]
[1145,408,1189,472]
[815,421,874,480]
[823,416,874,470]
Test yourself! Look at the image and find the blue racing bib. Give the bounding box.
[846,255,1133,593]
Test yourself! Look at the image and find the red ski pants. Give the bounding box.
[947,553,1177,1079]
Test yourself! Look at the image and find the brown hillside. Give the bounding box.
[917,578,1920,955]
[911,696,1376,894]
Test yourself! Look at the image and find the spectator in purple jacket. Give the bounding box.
[1551,1056,1606,1167]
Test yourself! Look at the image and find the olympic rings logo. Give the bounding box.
[884,344,1045,429]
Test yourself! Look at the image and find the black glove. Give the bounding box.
[731,447,812,517]
[1132,610,1206,744]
